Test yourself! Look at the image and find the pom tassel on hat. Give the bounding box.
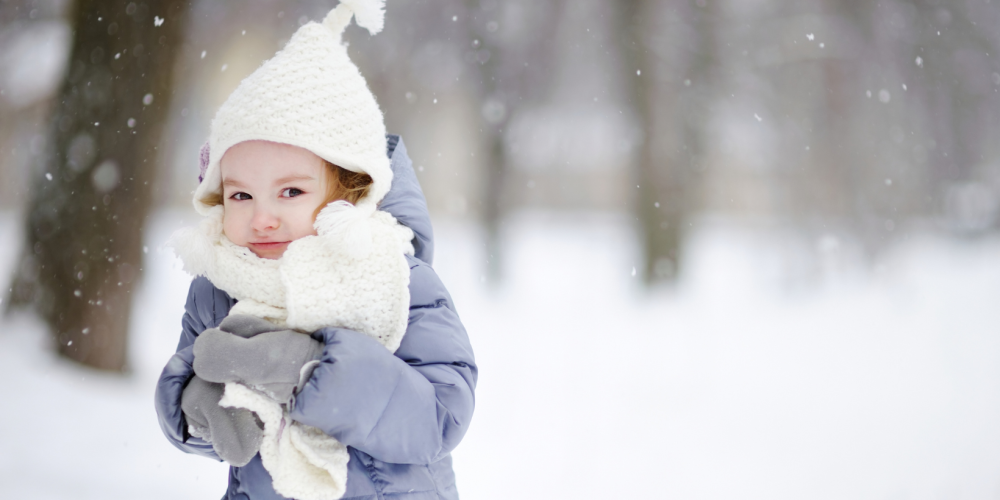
[323,0,386,40]
[314,200,374,259]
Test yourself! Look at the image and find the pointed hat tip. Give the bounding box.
[324,0,386,36]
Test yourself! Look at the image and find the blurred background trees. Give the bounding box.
[3,0,1000,370]
[2,0,189,371]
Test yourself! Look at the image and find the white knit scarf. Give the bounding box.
[170,201,415,500]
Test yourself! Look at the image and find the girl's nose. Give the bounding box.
[251,204,280,232]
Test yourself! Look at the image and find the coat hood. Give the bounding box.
[381,135,434,265]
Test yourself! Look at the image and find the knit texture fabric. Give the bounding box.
[193,0,390,215]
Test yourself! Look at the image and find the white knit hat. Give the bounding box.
[193,0,390,215]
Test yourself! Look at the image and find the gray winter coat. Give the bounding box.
[154,136,477,500]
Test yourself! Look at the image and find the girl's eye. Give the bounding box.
[230,192,252,201]
[281,188,304,198]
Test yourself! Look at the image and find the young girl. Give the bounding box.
[153,2,476,499]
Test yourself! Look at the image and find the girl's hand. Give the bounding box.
[181,375,263,467]
[192,314,323,404]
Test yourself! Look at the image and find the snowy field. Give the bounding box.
[2,209,1000,499]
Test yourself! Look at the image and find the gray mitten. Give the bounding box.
[193,314,324,403]
[217,314,282,339]
[181,375,263,467]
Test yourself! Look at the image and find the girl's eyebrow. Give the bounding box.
[222,175,315,188]
[274,174,317,185]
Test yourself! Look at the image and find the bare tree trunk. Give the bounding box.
[482,124,506,280]
[461,0,509,282]
[7,0,191,372]
[621,0,674,283]
[460,0,560,282]
[618,0,713,284]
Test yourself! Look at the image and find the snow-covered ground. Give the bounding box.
[2,209,1000,499]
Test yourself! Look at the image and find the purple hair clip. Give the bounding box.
[198,142,211,183]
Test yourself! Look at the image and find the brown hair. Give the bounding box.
[203,190,224,207]
[314,160,373,219]
[201,161,373,220]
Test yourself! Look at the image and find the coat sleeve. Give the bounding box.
[153,278,226,461]
[290,258,478,465]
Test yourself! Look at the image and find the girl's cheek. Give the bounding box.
[222,207,247,242]
[221,209,234,239]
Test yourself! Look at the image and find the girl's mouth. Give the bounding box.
[249,241,290,258]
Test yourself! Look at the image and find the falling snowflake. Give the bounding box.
[154,16,164,27]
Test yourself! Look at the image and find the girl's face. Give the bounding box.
[220,140,330,259]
